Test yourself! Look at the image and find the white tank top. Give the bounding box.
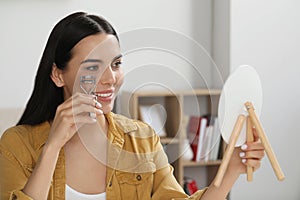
[65,185,106,200]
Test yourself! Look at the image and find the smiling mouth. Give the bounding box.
[95,93,113,98]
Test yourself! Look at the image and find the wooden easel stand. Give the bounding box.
[213,102,285,187]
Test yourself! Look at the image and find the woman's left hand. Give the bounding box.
[228,128,265,175]
[202,129,265,200]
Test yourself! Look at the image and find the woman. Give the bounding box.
[0,12,264,200]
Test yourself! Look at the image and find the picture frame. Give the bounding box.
[139,104,167,137]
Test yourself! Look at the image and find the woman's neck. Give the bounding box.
[67,114,108,146]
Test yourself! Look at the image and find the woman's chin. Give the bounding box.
[101,105,114,114]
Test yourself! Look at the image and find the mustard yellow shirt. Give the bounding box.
[0,112,206,200]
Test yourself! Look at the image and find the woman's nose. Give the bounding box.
[100,66,116,85]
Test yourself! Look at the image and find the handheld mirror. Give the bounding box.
[218,65,263,146]
[215,65,285,187]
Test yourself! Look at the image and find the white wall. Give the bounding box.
[229,0,300,199]
[212,0,230,88]
[0,0,213,109]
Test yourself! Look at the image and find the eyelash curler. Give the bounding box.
[80,75,97,119]
[80,75,96,95]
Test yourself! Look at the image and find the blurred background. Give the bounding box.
[0,0,299,199]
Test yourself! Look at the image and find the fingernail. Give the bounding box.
[239,152,245,158]
[241,144,247,150]
[94,108,103,114]
[96,102,102,108]
[242,159,246,163]
[94,100,102,108]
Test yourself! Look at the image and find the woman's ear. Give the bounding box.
[51,64,65,87]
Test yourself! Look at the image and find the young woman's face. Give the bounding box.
[62,33,124,114]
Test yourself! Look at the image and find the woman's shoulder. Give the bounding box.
[109,112,157,137]
[0,121,50,151]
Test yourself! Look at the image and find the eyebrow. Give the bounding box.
[80,54,123,65]
[80,59,103,64]
[113,54,123,61]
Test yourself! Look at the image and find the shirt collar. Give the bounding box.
[105,112,137,134]
[36,112,137,150]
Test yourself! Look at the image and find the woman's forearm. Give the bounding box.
[23,144,60,200]
[201,168,239,200]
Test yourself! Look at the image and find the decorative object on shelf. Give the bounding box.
[182,139,194,161]
[181,115,194,161]
[215,65,285,187]
[183,177,198,195]
[139,104,167,137]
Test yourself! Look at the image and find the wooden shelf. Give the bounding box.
[120,88,222,188]
[123,89,221,97]
[180,89,221,96]
[160,137,179,145]
[181,160,222,167]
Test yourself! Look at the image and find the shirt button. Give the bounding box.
[136,174,142,181]
[12,194,17,200]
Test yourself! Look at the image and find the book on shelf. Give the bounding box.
[187,115,221,162]
[209,117,221,160]
[201,117,222,161]
[195,117,208,161]
[201,124,214,161]
[187,115,208,162]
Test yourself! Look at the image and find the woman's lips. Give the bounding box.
[96,93,112,97]
[95,90,114,103]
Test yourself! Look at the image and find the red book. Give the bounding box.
[187,116,207,161]
[187,116,200,161]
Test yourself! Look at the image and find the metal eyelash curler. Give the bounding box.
[80,75,96,95]
[80,75,97,119]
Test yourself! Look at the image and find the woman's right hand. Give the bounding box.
[45,93,103,150]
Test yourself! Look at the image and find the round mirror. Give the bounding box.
[218,65,263,146]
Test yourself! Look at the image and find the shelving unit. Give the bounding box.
[119,88,223,187]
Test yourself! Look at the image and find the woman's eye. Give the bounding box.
[111,60,122,69]
[86,65,99,71]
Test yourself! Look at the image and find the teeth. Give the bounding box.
[96,93,112,97]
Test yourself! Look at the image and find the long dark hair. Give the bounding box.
[18,12,118,125]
